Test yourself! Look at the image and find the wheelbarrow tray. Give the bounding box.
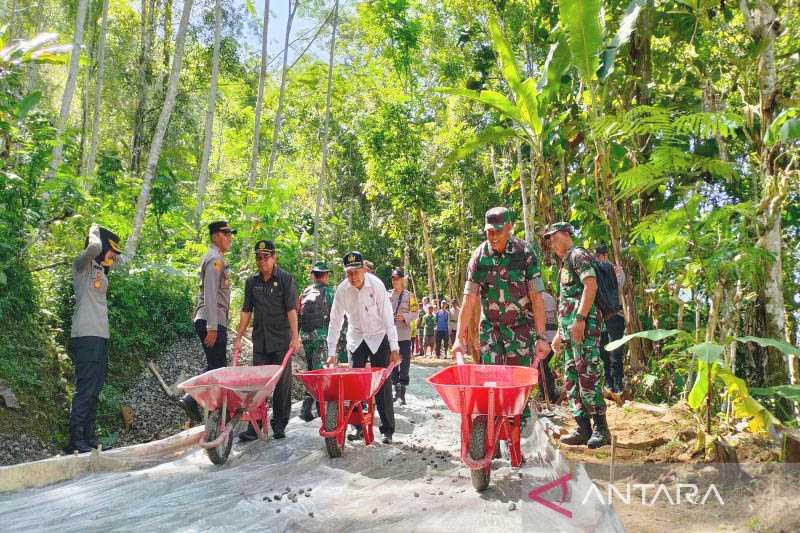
[427,364,538,418]
[296,367,392,402]
[178,365,285,413]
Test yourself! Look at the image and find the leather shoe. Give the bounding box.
[382,434,393,444]
[273,429,286,439]
[238,425,258,442]
[347,427,364,441]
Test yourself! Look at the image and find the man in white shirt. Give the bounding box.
[326,251,401,444]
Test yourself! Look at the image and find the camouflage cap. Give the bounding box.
[311,261,330,273]
[484,207,512,230]
[543,221,574,237]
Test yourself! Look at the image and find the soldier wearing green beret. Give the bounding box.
[544,222,610,448]
[451,207,550,422]
[297,260,334,421]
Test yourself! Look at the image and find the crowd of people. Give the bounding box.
[64,209,628,454]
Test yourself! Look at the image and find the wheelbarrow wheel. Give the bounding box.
[470,415,491,492]
[324,401,343,458]
[205,408,234,465]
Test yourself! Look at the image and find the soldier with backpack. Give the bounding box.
[298,261,334,421]
[544,222,611,449]
[594,244,626,394]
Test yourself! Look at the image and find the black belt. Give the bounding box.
[545,323,558,331]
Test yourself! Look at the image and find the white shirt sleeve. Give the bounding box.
[326,286,346,359]
[379,285,400,352]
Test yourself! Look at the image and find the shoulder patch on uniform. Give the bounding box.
[213,259,222,271]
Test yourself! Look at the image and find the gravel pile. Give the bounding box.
[114,336,209,447]
[0,433,59,466]
[1,334,308,464]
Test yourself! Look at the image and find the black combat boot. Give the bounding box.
[559,415,592,446]
[587,413,611,449]
[300,396,316,422]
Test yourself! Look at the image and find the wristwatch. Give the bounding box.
[575,313,587,322]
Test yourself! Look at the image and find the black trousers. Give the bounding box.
[68,336,109,442]
[351,337,395,436]
[254,350,292,432]
[435,330,449,357]
[600,314,626,392]
[537,350,557,402]
[391,340,412,386]
[194,319,228,371]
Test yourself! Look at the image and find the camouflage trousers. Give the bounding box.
[479,322,533,418]
[478,322,533,367]
[301,331,327,371]
[562,331,606,417]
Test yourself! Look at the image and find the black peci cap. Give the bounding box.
[391,267,405,278]
[254,240,276,256]
[343,251,364,272]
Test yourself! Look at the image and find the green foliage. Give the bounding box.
[598,0,643,81]
[558,0,603,82]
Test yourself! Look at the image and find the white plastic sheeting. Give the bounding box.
[0,366,622,532]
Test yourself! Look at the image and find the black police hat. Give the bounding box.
[98,226,122,253]
[208,220,236,236]
[343,251,364,271]
[254,240,276,256]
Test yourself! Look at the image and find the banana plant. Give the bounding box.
[608,331,798,435]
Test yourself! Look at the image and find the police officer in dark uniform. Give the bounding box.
[234,240,302,440]
[180,220,235,421]
[66,223,123,453]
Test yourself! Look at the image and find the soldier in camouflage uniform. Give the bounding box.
[544,222,610,449]
[451,208,550,420]
[298,261,334,421]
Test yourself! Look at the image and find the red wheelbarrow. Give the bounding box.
[427,354,537,491]
[177,348,294,465]
[297,363,395,458]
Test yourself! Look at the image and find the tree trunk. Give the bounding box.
[193,0,223,231]
[312,0,339,258]
[245,0,272,192]
[125,0,195,259]
[740,0,791,386]
[78,53,90,174]
[266,0,298,181]
[131,0,157,174]
[559,150,570,220]
[48,0,91,176]
[82,0,110,179]
[418,209,437,299]
[517,141,531,243]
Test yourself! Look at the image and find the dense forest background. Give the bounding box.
[0,0,798,447]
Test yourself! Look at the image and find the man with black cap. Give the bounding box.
[451,207,550,424]
[326,251,401,443]
[180,220,235,421]
[66,223,123,453]
[389,267,417,405]
[297,260,334,421]
[543,222,610,448]
[234,240,301,440]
